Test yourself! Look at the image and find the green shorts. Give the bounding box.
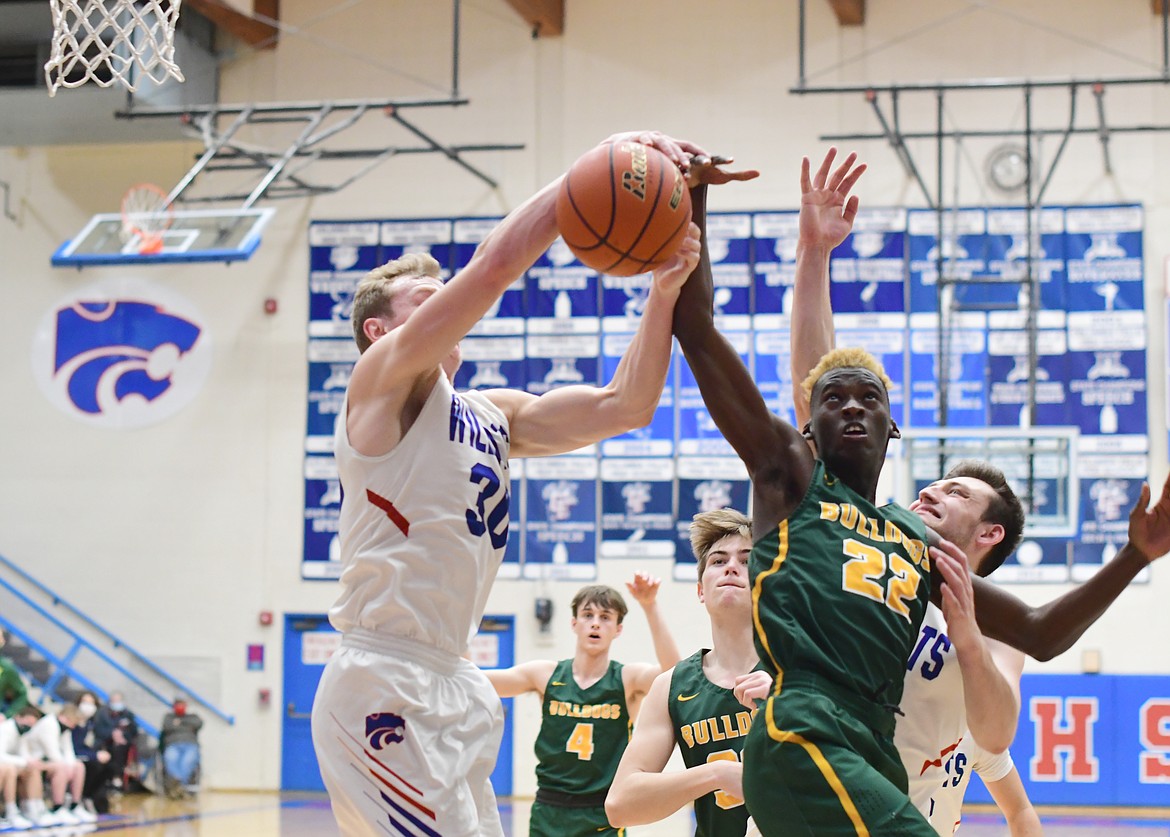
[742,672,933,837]
[528,798,621,837]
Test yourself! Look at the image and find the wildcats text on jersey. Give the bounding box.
[449,394,507,464]
[547,700,623,720]
[678,711,754,749]
[818,501,929,568]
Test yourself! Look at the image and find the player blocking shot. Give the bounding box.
[310,130,707,837]
[672,155,941,836]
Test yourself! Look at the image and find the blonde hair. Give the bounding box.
[690,508,752,577]
[801,347,893,402]
[351,252,443,352]
[58,703,82,723]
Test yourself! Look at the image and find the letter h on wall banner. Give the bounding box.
[964,674,1170,807]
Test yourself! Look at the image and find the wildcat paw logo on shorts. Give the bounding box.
[366,713,406,749]
[32,281,212,429]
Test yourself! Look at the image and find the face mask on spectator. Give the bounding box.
[110,701,125,712]
[79,702,97,719]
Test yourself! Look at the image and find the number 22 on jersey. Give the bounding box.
[841,538,922,619]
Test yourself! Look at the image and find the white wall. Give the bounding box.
[0,0,1166,794]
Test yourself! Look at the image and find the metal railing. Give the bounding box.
[0,551,234,732]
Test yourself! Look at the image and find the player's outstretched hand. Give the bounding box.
[931,534,983,652]
[1130,471,1170,562]
[602,131,710,171]
[685,154,760,188]
[626,571,663,607]
[800,147,867,251]
[651,222,701,294]
[733,670,772,709]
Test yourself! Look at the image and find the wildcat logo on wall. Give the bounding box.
[31,280,212,428]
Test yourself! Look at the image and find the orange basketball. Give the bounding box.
[555,141,692,277]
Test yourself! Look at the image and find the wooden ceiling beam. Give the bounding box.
[826,0,865,26]
[503,0,564,37]
[185,0,280,49]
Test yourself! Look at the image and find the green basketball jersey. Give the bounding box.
[667,650,752,837]
[535,658,629,796]
[751,460,931,710]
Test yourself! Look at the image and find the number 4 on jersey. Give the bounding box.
[565,722,594,761]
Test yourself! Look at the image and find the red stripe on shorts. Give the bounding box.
[367,489,410,536]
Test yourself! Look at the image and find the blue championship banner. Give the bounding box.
[838,312,907,427]
[908,311,988,428]
[380,219,454,277]
[306,339,358,446]
[1070,452,1151,583]
[751,210,798,329]
[303,455,342,579]
[524,333,600,396]
[707,212,753,333]
[523,455,598,581]
[454,336,526,392]
[907,208,989,313]
[601,334,676,458]
[673,457,750,581]
[985,207,1067,310]
[754,322,796,426]
[307,203,1150,585]
[831,207,907,315]
[524,238,601,335]
[454,217,525,337]
[600,458,676,559]
[678,334,752,457]
[308,222,381,339]
[987,309,1068,428]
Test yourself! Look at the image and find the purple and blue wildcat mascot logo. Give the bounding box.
[33,281,212,428]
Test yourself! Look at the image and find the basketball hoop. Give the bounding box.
[45,0,185,97]
[121,183,174,255]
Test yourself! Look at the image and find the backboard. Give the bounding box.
[52,208,276,267]
[893,426,1080,538]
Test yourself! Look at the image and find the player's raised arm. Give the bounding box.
[351,175,562,401]
[605,670,741,827]
[671,164,808,502]
[621,573,682,704]
[790,148,866,428]
[489,222,700,458]
[974,471,1170,660]
[483,660,557,700]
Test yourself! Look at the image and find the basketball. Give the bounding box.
[555,141,693,277]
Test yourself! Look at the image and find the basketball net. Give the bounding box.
[45,0,185,97]
[121,183,174,255]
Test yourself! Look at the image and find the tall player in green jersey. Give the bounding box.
[485,573,680,836]
[607,508,771,836]
[670,158,976,836]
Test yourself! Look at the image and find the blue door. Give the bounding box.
[473,615,515,796]
[281,613,516,794]
[281,613,338,791]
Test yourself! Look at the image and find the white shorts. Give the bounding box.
[311,629,505,837]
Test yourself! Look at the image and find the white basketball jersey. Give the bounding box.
[330,373,511,656]
[897,603,967,817]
